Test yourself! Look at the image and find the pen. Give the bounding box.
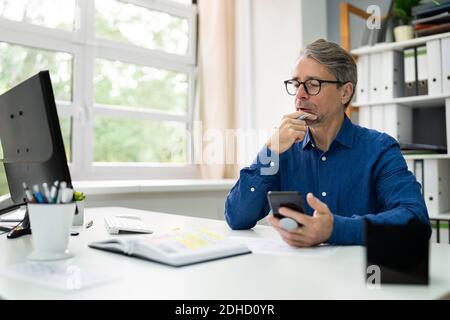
[297,114,310,120]
[32,184,45,204]
[56,181,66,204]
[42,182,51,203]
[50,180,59,203]
[22,182,35,203]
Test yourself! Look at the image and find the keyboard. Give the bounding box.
[104,216,154,235]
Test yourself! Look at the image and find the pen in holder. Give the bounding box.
[27,202,76,261]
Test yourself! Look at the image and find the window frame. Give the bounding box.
[0,0,198,180]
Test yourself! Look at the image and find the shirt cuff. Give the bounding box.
[327,214,364,245]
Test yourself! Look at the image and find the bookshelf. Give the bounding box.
[351,31,450,56]
[352,92,450,108]
[351,32,450,218]
[404,154,450,160]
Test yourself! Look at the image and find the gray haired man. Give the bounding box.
[225,39,430,247]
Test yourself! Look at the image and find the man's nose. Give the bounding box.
[295,83,309,100]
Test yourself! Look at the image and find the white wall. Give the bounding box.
[252,0,303,132]
[300,0,328,46]
[236,0,328,139]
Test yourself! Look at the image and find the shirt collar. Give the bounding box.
[301,114,355,150]
[301,128,313,150]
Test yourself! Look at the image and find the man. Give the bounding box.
[225,39,430,246]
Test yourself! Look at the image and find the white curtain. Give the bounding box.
[196,0,237,179]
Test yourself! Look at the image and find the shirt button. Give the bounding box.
[321,156,327,161]
[322,192,327,197]
[250,187,255,192]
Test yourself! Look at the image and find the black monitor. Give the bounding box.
[0,71,72,238]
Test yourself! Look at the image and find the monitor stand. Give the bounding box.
[7,211,31,239]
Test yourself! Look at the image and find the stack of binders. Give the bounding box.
[405,159,450,215]
[412,0,450,38]
[403,39,446,97]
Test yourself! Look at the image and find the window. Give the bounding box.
[95,0,189,55]
[0,0,76,31]
[0,0,197,194]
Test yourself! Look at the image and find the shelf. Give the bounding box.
[403,154,450,160]
[353,93,450,108]
[429,212,450,220]
[351,32,450,55]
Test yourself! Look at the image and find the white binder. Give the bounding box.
[383,104,412,143]
[381,50,404,99]
[358,106,371,128]
[414,160,424,195]
[441,37,450,94]
[370,105,384,132]
[356,55,370,103]
[426,39,442,96]
[416,46,428,95]
[369,53,383,102]
[423,159,450,214]
[405,159,414,174]
[403,48,417,96]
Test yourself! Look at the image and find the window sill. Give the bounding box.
[72,179,236,196]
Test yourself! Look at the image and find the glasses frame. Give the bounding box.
[284,78,343,96]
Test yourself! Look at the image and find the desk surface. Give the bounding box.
[1,207,450,300]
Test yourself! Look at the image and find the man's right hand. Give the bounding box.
[266,111,317,154]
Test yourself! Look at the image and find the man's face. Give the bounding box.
[291,56,344,127]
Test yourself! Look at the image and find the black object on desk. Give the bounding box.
[365,218,430,285]
[0,71,72,239]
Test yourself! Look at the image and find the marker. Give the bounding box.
[22,182,35,203]
[42,182,51,203]
[61,187,74,203]
[50,180,59,203]
[32,185,45,204]
[57,181,67,204]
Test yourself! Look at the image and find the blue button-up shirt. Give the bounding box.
[225,115,430,245]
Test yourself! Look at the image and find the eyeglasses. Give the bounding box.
[284,78,342,96]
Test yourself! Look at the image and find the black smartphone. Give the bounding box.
[267,191,306,219]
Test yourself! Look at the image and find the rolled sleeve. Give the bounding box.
[225,145,280,229]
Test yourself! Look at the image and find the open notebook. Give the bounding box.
[89,228,251,267]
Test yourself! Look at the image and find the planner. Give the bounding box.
[89,228,251,267]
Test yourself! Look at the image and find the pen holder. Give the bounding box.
[27,202,76,261]
[73,200,85,226]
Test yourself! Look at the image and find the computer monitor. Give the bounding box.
[0,71,72,238]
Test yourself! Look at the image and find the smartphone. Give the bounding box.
[267,191,306,220]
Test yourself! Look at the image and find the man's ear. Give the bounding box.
[341,82,354,105]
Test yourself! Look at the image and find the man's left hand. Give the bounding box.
[267,192,334,247]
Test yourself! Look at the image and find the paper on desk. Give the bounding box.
[0,208,26,222]
[230,236,339,257]
[0,261,116,291]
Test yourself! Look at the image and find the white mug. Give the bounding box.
[27,203,76,261]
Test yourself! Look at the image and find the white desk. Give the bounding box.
[1,207,450,300]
